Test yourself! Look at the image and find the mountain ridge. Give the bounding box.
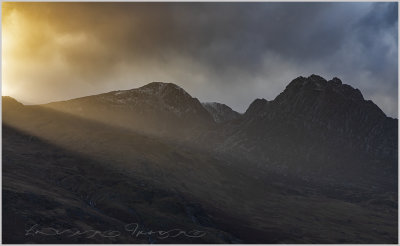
[3,75,397,187]
[3,76,396,121]
[2,74,398,243]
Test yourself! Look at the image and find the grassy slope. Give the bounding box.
[3,124,241,243]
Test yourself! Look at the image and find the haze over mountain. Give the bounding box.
[44,82,215,139]
[2,74,398,243]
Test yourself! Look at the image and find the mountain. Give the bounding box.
[201,102,241,123]
[44,82,215,139]
[213,75,397,189]
[3,76,397,188]
[2,76,398,243]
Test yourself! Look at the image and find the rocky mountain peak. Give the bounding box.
[273,75,381,120]
[214,75,397,188]
[137,82,190,98]
[43,82,215,138]
[202,102,241,123]
[280,75,365,103]
[103,82,205,116]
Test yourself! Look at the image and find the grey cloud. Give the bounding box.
[4,2,398,117]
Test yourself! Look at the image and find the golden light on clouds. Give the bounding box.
[0,2,397,116]
[2,4,59,100]
[2,3,93,102]
[2,7,20,96]
[1,3,127,104]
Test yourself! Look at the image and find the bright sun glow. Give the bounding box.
[2,8,24,97]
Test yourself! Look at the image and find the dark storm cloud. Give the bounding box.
[3,2,398,117]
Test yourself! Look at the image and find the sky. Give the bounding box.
[2,2,398,117]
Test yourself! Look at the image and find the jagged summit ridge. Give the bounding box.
[269,74,386,121]
[242,74,373,119]
[279,74,365,102]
